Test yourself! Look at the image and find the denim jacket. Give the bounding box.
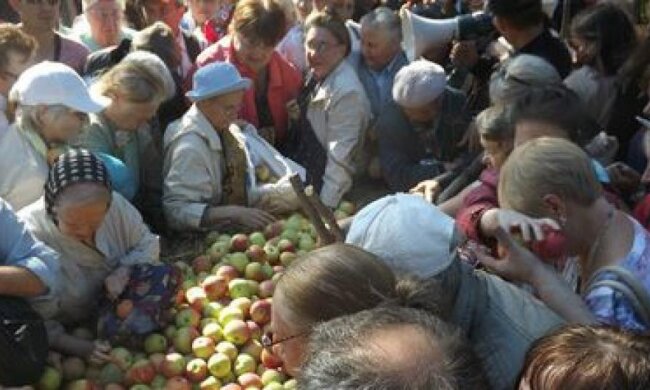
[451,263,565,390]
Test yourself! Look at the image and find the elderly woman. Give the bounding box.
[0,62,108,211]
[477,138,650,331]
[287,11,371,208]
[163,61,276,232]
[19,149,172,362]
[73,0,136,52]
[196,0,302,147]
[82,50,174,226]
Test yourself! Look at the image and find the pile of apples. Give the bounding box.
[35,212,329,390]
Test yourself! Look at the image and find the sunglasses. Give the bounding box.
[261,331,306,349]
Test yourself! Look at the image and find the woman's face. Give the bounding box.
[57,198,110,245]
[107,94,160,131]
[233,33,276,73]
[269,292,308,377]
[39,107,88,144]
[198,90,245,131]
[480,135,512,170]
[86,1,124,48]
[305,27,346,80]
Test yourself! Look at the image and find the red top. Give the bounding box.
[194,35,303,143]
[456,168,500,252]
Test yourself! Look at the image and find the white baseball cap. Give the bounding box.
[392,60,447,108]
[10,61,110,113]
[346,193,457,278]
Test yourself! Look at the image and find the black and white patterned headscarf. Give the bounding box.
[45,149,112,221]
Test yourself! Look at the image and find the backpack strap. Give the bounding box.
[584,265,650,326]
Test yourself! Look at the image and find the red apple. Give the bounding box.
[277,239,295,253]
[264,221,284,239]
[246,245,266,263]
[192,255,212,274]
[165,376,192,390]
[223,319,251,345]
[160,353,185,378]
[258,280,275,298]
[125,360,156,385]
[249,299,272,325]
[246,320,262,340]
[185,286,208,311]
[260,349,283,369]
[192,336,216,359]
[215,265,239,283]
[148,353,165,372]
[201,275,228,300]
[185,358,208,383]
[230,234,249,252]
[238,372,263,388]
[263,245,280,265]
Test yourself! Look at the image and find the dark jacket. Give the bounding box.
[376,87,471,191]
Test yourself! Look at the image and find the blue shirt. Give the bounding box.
[0,198,60,298]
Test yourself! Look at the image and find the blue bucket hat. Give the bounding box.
[186,62,252,102]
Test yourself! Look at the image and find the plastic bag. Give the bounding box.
[234,124,306,214]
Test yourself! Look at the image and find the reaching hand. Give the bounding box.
[474,227,546,284]
[496,209,560,242]
[88,340,112,365]
[104,266,131,300]
[410,179,441,203]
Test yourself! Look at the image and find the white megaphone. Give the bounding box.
[400,8,494,61]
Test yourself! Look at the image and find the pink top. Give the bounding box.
[57,33,90,74]
[195,35,302,143]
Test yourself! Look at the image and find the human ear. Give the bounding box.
[542,194,566,225]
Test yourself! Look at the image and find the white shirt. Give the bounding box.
[0,124,49,211]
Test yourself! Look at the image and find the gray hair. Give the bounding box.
[12,104,70,134]
[475,105,513,141]
[360,6,401,42]
[489,54,561,105]
[55,182,112,212]
[300,306,489,390]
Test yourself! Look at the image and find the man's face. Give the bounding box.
[142,0,185,34]
[10,0,60,31]
[402,99,440,128]
[0,50,34,97]
[86,1,123,48]
[360,25,400,72]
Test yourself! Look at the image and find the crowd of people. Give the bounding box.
[1,0,650,388]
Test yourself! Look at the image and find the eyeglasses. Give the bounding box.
[305,40,342,54]
[261,331,306,348]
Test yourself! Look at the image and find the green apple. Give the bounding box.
[227,252,250,273]
[37,366,62,390]
[283,378,298,389]
[208,241,230,263]
[215,341,239,361]
[223,319,251,345]
[228,278,253,299]
[249,231,266,247]
[98,363,124,386]
[263,383,284,390]
[263,244,280,265]
[110,347,133,370]
[284,214,303,231]
[298,234,315,251]
[279,251,297,267]
[192,336,216,359]
[279,229,298,245]
[234,353,256,376]
[199,376,222,390]
[337,200,355,215]
[144,333,167,354]
[207,352,231,378]
[218,306,244,325]
[202,322,223,343]
[204,231,220,247]
[150,375,166,389]
[230,297,252,317]
[202,301,224,319]
[260,369,284,386]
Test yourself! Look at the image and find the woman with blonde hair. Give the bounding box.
[477,137,650,331]
[82,50,174,227]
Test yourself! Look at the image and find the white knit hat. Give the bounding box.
[345,193,457,278]
[392,60,447,108]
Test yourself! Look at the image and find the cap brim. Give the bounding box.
[67,93,112,113]
[186,78,252,102]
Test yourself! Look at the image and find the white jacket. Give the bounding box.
[163,105,225,231]
[0,124,48,211]
[307,60,371,207]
